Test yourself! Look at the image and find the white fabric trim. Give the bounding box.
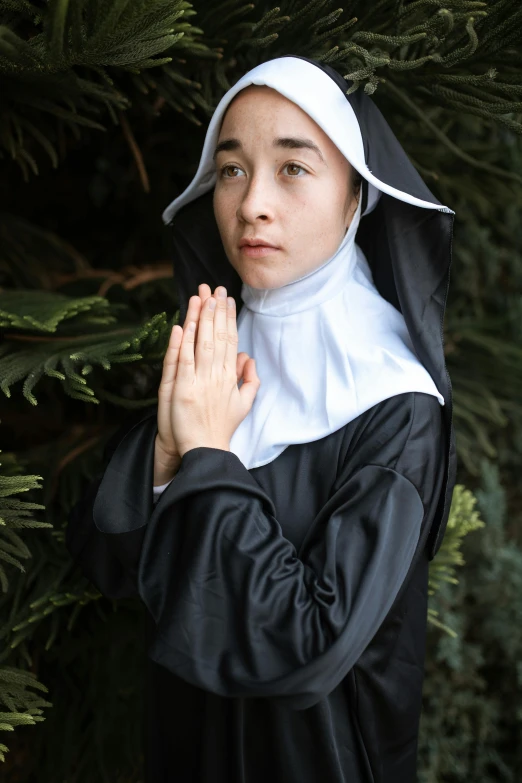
[158,56,446,474]
[153,478,174,503]
[162,56,453,224]
[229,196,444,470]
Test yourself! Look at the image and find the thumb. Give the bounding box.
[238,358,261,411]
[236,351,250,383]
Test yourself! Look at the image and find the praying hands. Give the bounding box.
[154,284,260,481]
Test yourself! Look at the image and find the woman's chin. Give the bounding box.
[239,267,283,290]
[231,257,281,289]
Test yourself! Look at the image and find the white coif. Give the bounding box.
[230,197,443,470]
[159,56,446,474]
[162,56,453,225]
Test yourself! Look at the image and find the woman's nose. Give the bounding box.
[236,176,274,223]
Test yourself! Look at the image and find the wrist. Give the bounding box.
[179,442,231,459]
[154,435,181,486]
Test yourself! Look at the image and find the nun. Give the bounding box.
[66,55,457,783]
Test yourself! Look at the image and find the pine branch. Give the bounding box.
[427,484,485,636]
[181,0,522,155]
[0,0,209,176]
[0,305,173,404]
[0,290,117,332]
[0,1,521,775]
[0,461,47,592]
[0,449,51,760]
[3,0,522,173]
[385,79,522,183]
[446,321,522,473]
[421,460,522,779]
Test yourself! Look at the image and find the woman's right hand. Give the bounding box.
[156,283,251,476]
[156,284,212,467]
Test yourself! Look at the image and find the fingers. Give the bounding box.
[177,285,217,382]
[178,285,208,358]
[161,324,183,393]
[213,286,229,374]
[198,283,212,306]
[238,357,261,411]
[196,284,212,341]
[177,310,198,382]
[225,293,239,375]
[236,352,249,382]
[178,284,238,385]
[183,294,202,332]
[194,292,216,379]
[179,294,200,350]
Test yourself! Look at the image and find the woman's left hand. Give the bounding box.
[170,285,261,459]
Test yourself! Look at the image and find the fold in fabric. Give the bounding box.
[231,223,444,468]
[161,55,447,476]
[159,55,455,560]
[67,392,445,779]
[153,477,174,501]
[81,393,445,712]
[66,407,158,599]
[154,200,444,480]
[140,452,424,711]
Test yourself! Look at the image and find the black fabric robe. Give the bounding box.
[163,55,457,564]
[67,389,445,782]
[66,53,456,783]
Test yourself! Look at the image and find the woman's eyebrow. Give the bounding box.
[275,137,326,163]
[213,136,326,164]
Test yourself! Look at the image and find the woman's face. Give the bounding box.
[213,85,359,290]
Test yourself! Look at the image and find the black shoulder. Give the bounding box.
[102,405,158,465]
[340,392,445,506]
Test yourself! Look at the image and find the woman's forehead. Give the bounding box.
[218,86,340,155]
[220,84,314,127]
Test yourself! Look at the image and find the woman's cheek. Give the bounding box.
[214,197,235,240]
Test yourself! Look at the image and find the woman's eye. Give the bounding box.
[284,163,306,177]
[221,165,244,178]
[219,163,307,178]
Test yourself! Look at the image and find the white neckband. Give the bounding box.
[162,57,446,470]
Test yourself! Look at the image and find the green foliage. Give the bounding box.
[420,460,522,782]
[0,451,48,593]
[0,0,520,779]
[0,451,52,761]
[0,293,174,405]
[0,289,117,332]
[0,668,51,760]
[427,484,485,636]
[0,440,145,774]
[3,597,147,781]
[0,0,206,177]
[3,0,522,179]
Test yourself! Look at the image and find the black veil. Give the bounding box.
[163,56,456,561]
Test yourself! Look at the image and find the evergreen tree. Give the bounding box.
[420,460,522,782]
[0,1,521,779]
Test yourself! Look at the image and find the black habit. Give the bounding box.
[66,56,456,783]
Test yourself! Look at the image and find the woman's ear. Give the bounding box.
[353,171,363,201]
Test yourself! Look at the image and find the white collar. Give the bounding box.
[161,57,446,469]
[231,198,443,469]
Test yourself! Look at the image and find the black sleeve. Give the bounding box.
[65,407,158,600]
[94,394,445,709]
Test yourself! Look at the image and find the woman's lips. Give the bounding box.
[239,245,280,257]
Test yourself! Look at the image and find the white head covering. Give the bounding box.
[230,199,444,469]
[162,57,446,470]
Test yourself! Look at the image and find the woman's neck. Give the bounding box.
[241,201,362,318]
